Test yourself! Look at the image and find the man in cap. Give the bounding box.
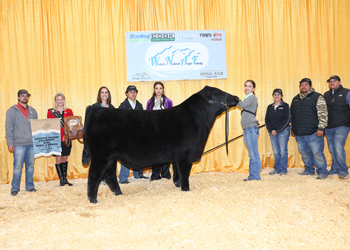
[5,89,38,196]
[118,85,149,184]
[323,75,350,179]
[290,78,329,179]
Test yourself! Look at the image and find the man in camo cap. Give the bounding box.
[290,78,329,179]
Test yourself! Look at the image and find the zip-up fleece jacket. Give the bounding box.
[5,105,38,146]
[265,101,290,133]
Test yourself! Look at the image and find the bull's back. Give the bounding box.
[86,107,197,152]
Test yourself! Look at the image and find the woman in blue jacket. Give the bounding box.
[265,89,291,175]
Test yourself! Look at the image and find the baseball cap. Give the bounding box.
[327,75,341,82]
[299,78,312,85]
[126,85,138,92]
[272,88,283,96]
[17,89,31,97]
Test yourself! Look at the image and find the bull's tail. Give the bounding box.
[82,105,93,167]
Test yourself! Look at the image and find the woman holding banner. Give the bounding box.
[47,92,74,186]
[146,82,173,180]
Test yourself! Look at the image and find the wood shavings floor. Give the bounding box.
[1,168,349,249]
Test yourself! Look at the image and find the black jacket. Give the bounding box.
[92,102,115,109]
[324,85,350,128]
[265,101,290,133]
[119,98,143,110]
[291,91,321,136]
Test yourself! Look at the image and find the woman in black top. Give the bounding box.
[265,89,290,175]
[93,86,115,108]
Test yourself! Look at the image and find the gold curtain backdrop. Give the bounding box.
[1,0,350,184]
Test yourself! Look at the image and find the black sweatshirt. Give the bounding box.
[265,101,290,133]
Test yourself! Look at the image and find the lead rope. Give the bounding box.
[225,109,229,154]
[223,93,229,154]
[203,124,266,156]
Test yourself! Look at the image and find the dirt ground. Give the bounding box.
[0,168,349,250]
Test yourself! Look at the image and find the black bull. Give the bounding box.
[83,86,239,203]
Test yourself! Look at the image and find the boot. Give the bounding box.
[55,163,65,186]
[61,161,73,186]
[161,164,171,179]
[151,165,162,181]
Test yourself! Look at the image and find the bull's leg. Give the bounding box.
[178,160,192,191]
[104,159,122,196]
[172,162,181,188]
[87,159,105,204]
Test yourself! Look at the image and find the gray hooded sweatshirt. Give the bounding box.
[5,105,38,146]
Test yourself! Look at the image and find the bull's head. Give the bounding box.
[199,86,240,154]
[201,86,239,112]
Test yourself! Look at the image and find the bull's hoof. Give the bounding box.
[114,191,123,196]
[174,181,181,187]
[89,198,98,204]
[181,186,190,191]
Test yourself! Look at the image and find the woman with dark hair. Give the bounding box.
[146,82,173,180]
[93,86,114,108]
[93,86,114,185]
[47,92,74,186]
[265,89,290,175]
[237,80,261,181]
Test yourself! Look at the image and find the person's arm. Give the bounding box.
[346,91,350,108]
[118,101,125,109]
[275,104,291,133]
[47,109,53,118]
[34,109,38,119]
[265,105,272,133]
[237,95,255,109]
[316,95,328,136]
[146,99,152,110]
[168,99,173,108]
[5,109,15,151]
[67,108,73,117]
[164,98,173,109]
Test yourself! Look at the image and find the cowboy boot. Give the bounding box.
[161,164,171,179]
[55,163,65,186]
[61,161,73,186]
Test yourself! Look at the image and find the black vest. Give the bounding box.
[291,91,321,136]
[324,85,350,128]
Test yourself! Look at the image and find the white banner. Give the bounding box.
[30,119,61,158]
[126,30,227,82]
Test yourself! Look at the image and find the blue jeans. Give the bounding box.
[326,126,350,175]
[269,126,290,173]
[11,145,35,192]
[243,125,261,180]
[119,164,140,182]
[295,133,329,176]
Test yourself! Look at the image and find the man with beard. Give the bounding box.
[323,75,350,179]
[5,89,38,196]
[290,78,329,179]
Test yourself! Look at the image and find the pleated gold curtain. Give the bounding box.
[1,0,350,183]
